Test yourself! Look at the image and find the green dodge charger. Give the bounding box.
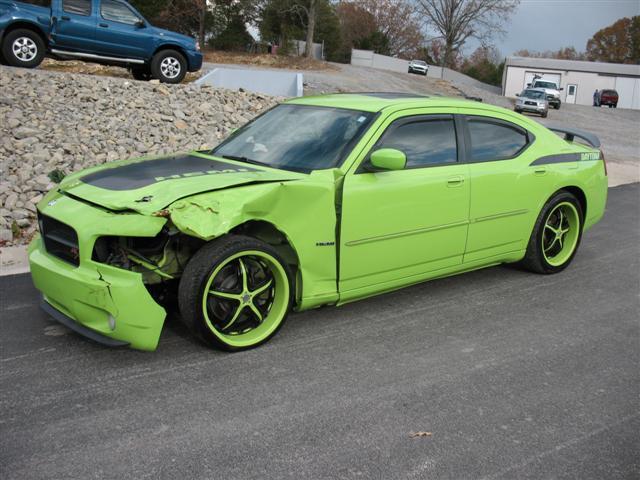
[29,93,608,351]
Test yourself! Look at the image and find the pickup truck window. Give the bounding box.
[101,0,141,25]
[63,0,91,16]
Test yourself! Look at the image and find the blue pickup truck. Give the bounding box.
[0,0,202,83]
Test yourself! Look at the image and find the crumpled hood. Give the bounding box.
[58,152,304,215]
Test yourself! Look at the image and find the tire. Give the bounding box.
[541,111,548,118]
[178,235,293,351]
[554,102,561,110]
[1,28,46,69]
[151,49,187,84]
[520,191,584,274]
[131,66,152,81]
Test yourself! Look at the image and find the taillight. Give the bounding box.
[600,149,607,176]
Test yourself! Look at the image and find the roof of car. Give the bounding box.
[286,92,493,113]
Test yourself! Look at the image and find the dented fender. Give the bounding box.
[167,172,341,309]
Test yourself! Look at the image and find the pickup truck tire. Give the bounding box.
[151,49,187,84]
[2,29,45,69]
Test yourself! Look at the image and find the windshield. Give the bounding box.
[413,60,427,65]
[522,89,545,99]
[534,81,557,89]
[211,104,375,173]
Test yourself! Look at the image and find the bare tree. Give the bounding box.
[415,0,519,67]
[305,0,317,58]
[363,0,425,58]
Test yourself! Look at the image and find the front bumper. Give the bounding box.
[186,50,203,72]
[30,237,166,351]
[516,104,547,114]
[29,191,168,351]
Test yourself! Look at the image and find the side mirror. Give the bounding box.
[559,87,564,91]
[135,19,146,28]
[515,93,520,97]
[369,148,406,171]
[526,83,531,87]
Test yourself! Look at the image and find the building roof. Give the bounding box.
[505,56,640,77]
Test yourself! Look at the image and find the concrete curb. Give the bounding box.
[0,246,30,276]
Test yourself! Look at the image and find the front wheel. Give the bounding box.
[521,191,584,274]
[151,49,187,84]
[1,29,45,68]
[131,66,152,81]
[179,235,293,351]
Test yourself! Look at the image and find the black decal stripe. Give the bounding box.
[80,155,257,191]
[530,153,582,166]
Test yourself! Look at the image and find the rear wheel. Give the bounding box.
[1,29,45,68]
[521,191,583,274]
[179,235,293,351]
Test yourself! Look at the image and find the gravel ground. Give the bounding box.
[0,66,278,246]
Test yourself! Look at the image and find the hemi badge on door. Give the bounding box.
[316,241,335,247]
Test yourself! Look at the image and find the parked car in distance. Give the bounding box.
[594,89,618,108]
[528,78,563,109]
[29,93,608,352]
[514,88,549,117]
[408,59,428,75]
[0,0,202,83]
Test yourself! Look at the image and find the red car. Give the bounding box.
[594,89,619,108]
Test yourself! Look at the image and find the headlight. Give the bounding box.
[195,40,201,51]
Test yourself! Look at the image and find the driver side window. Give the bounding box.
[374,116,458,168]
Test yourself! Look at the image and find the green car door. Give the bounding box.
[461,111,543,263]
[339,109,471,299]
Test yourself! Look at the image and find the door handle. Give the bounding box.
[534,167,547,176]
[60,15,70,21]
[447,175,465,187]
[99,23,109,28]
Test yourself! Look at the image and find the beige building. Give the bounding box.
[502,56,640,109]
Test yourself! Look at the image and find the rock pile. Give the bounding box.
[0,66,278,245]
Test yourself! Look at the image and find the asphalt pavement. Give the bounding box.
[1,184,638,480]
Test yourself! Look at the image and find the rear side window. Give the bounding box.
[63,0,91,15]
[101,0,141,24]
[376,117,458,168]
[467,118,528,162]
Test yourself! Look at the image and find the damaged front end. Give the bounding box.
[28,189,186,351]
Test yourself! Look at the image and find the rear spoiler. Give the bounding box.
[546,125,601,149]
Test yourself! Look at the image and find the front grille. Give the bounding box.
[38,213,80,266]
[525,101,537,106]
[546,95,554,101]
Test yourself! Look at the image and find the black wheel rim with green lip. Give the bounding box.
[542,202,580,267]
[202,250,289,348]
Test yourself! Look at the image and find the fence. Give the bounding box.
[350,49,501,95]
[292,40,323,60]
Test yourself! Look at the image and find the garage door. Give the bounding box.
[615,77,640,109]
[524,71,562,89]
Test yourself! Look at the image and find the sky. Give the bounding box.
[490,0,640,57]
